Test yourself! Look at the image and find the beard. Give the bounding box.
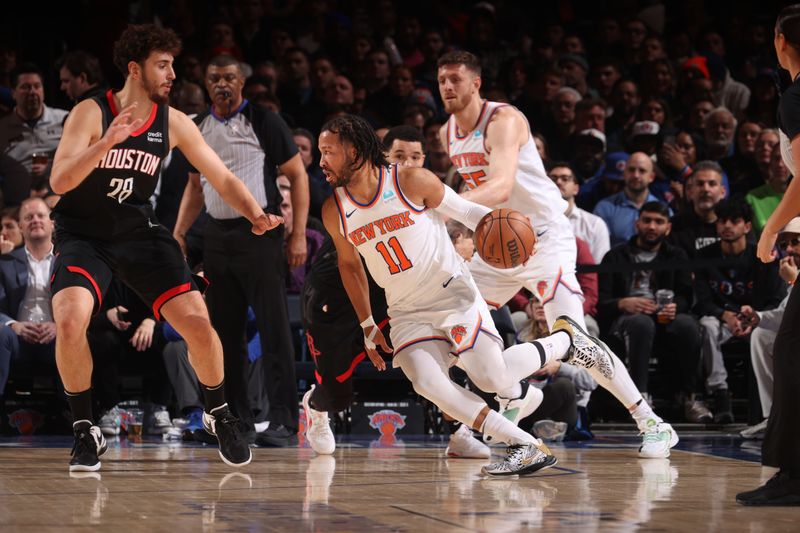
[442,93,470,114]
[324,154,358,188]
[638,233,666,250]
[142,71,170,105]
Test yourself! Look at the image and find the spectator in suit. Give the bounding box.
[0,198,57,394]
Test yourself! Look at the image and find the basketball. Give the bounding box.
[474,209,536,269]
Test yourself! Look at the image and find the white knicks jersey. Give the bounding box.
[332,165,463,312]
[447,100,568,226]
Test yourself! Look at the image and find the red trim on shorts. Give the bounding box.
[336,351,367,383]
[394,336,450,356]
[66,266,103,310]
[392,165,426,213]
[541,267,584,305]
[152,282,192,321]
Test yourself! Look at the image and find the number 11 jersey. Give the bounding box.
[332,165,462,314]
[53,89,169,240]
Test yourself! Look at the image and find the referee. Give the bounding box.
[174,55,310,443]
[737,5,800,505]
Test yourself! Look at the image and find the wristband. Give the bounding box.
[360,316,376,329]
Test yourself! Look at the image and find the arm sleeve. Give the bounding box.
[434,185,492,231]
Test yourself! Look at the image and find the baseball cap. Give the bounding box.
[559,53,589,72]
[577,128,606,150]
[602,151,630,181]
[781,217,800,235]
[681,56,711,80]
[631,120,660,138]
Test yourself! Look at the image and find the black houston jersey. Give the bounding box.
[53,90,169,240]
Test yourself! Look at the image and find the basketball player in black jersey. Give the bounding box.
[50,24,282,472]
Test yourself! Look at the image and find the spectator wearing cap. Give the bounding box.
[571,128,606,184]
[549,162,611,263]
[576,151,629,212]
[704,52,751,119]
[594,152,668,247]
[559,53,596,99]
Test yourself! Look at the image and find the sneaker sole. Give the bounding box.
[482,455,558,477]
[218,448,252,468]
[69,461,101,472]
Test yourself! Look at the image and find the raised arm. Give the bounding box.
[50,101,143,194]
[459,107,527,207]
[170,108,282,234]
[321,197,391,368]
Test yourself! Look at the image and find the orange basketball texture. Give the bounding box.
[474,209,536,269]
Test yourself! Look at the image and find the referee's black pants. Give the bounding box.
[763,282,800,472]
[204,217,298,431]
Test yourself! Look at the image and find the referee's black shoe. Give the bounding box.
[203,404,252,467]
[736,471,800,506]
[69,424,108,472]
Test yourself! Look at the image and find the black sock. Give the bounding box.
[201,380,226,413]
[446,419,461,435]
[65,388,93,429]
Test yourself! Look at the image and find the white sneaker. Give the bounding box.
[740,418,768,439]
[303,386,335,455]
[481,441,557,477]
[446,424,491,459]
[638,420,679,458]
[552,315,615,379]
[150,407,173,434]
[485,381,543,445]
[98,408,121,436]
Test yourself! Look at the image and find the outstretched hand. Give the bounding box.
[251,213,284,235]
[103,103,145,146]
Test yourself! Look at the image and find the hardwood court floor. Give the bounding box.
[0,432,796,532]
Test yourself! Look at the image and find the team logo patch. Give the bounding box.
[450,325,467,344]
[382,189,395,202]
[368,409,406,440]
[537,280,549,297]
[473,130,482,138]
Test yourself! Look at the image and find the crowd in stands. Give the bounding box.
[0,1,791,440]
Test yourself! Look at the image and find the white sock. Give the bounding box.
[631,398,662,430]
[499,332,569,381]
[480,410,537,445]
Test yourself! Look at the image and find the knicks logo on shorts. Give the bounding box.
[450,325,467,345]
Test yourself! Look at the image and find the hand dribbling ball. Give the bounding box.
[474,209,536,268]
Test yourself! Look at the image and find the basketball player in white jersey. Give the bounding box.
[437,50,677,458]
[318,114,612,476]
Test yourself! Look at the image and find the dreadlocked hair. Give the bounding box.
[321,114,388,171]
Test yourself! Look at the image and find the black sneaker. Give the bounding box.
[203,405,252,467]
[255,424,298,448]
[69,425,108,472]
[736,471,800,506]
[713,389,733,424]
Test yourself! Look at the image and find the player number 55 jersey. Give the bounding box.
[332,165,462,312]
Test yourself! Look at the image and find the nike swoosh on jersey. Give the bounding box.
[442,276,455,288]
[536,229,548,238]
[346,209,357,218]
